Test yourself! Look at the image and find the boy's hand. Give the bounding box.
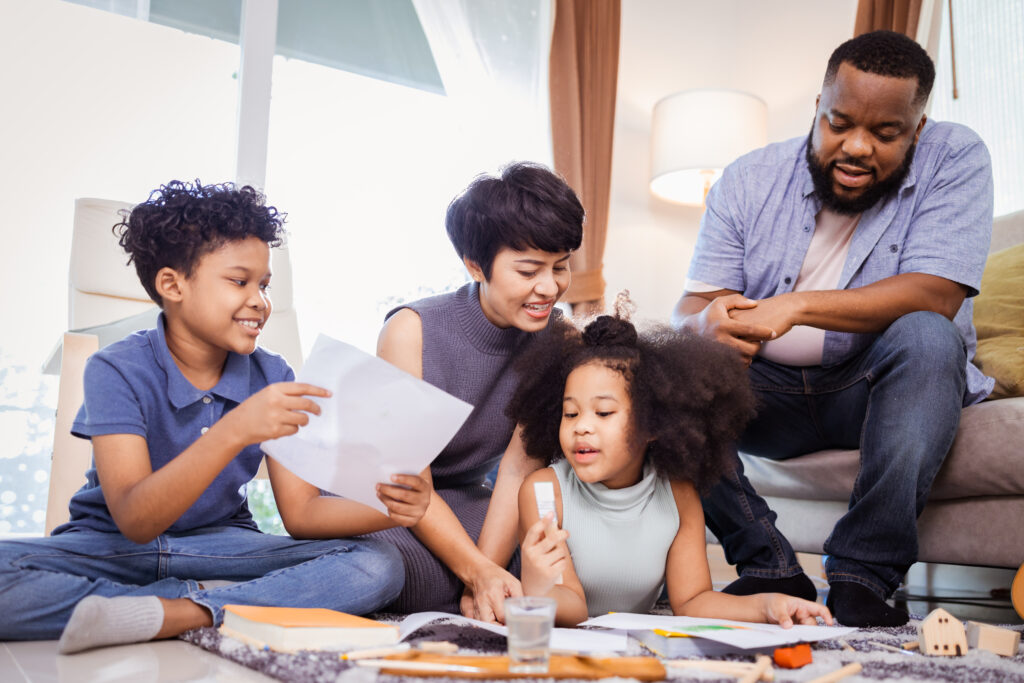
[760,593,833,628]
[376,474,431,527]
[520,514,570,596]
[222,382,330,446]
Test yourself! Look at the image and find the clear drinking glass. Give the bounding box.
[504,596,556,673]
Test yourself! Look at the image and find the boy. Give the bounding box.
[0,180,430,653]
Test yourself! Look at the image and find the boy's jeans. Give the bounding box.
[0,525,404,640]
[702,311,967,598]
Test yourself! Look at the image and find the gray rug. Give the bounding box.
[180,614,1024,682]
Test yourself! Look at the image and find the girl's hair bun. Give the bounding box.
[582,315,638,348]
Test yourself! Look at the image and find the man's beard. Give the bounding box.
[805,131,916,215]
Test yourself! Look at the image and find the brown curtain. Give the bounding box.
[549,0,621,315]
[854,0,922,36]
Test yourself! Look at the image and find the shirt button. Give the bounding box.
[201,427,209,434]
[202,396,212,404]
[890,244,899,253]
[804,225,810,232]
[784,277,792,284]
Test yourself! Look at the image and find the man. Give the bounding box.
[673,30,993,627]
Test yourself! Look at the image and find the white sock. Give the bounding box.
[58,595,164,654]
[196,580,236,590]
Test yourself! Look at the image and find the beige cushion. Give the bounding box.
[973,242,1024,398]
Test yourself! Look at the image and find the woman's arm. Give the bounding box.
[377,308,520,623]
[476,429,545,568]
[517,469,589,626]
[666,480,832,626]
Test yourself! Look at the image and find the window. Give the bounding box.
[930,0,1024,217]
[1,0,551,536]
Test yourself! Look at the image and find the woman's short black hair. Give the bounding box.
[508,308,755,492]
[115,179,285,307]
[445,162,584,279]
[825,30,935,106]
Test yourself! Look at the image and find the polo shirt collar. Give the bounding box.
[152,313,252,410]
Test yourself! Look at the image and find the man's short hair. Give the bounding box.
[116,180,285,307]
[824,30,935,106]
[445,162,584,279]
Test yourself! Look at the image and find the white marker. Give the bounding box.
[533,481,562,584]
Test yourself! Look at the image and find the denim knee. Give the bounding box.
[353,537,405,605]
[882,311,966,381]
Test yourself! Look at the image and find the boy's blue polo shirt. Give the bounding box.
[54,314,293,536]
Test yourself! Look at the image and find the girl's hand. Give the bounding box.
[376,474,432,527]
[760,593,833,628]
[464,563,522,624]
[520,514,570,597]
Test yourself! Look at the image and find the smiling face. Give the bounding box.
[165,236,273,359]
[468,247,571,331]
[559,361,646,490]
[808,61,926,214]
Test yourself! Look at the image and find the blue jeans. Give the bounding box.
[0,525,404,640]
[702,312,967,598]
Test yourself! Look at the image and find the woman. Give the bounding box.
[374,162,584,623]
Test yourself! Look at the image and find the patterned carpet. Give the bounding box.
[180,613,1024,682]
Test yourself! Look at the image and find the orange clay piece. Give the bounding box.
[773,643,813,669]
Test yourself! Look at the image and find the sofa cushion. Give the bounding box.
[740,395,1024,502]
[973,242,1024,398]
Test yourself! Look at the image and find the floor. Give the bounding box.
[2,548,1019,682]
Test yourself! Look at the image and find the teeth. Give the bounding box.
[238,320,259,328]
[525,303,549,311]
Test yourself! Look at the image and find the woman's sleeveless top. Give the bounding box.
[551,458,680,616]
[392,282,531,488]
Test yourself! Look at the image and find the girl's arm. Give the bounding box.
[267,457,431,538]
[377,309,522,624]
[517,469,589,626]
[665,480,832,627]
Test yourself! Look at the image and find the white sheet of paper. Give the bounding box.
[261,334,473,514]
[397,612,628,653]
[581,612,856,649]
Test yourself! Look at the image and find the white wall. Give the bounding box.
[604,0,858,320]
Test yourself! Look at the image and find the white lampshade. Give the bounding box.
[650,89,768,205]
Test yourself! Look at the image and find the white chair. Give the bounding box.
[45,197,303,534]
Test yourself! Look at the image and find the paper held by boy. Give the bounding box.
[261,334,473,514]
[582,612,857,650]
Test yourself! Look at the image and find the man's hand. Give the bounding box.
[376,474,432,527]
[219,382,330,446]
[679,293,776,362]
[520,514,570,597]
[729,294,801,340]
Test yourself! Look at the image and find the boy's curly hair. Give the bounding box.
[508,304,756,492]
[115,179,285,307]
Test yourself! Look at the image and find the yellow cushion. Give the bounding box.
[974,243,1024,398]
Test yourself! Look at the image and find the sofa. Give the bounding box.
[739,209,1024,571]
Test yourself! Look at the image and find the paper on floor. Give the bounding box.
[581,612,856,650]
[261,334,473,514]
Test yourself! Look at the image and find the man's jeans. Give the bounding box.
[0,525,404,640]
[702,311,967,598]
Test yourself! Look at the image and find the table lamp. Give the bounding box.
[650,89,768,205]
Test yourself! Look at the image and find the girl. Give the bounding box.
[510,304,833,627]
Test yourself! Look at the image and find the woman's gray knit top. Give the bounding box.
[551,458,680,616]
[391,282,532,487]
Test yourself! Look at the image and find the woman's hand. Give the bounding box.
[462,562,523,624]
[760,594,833,628]
[520,514,570,597]
[376,473,432,527]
